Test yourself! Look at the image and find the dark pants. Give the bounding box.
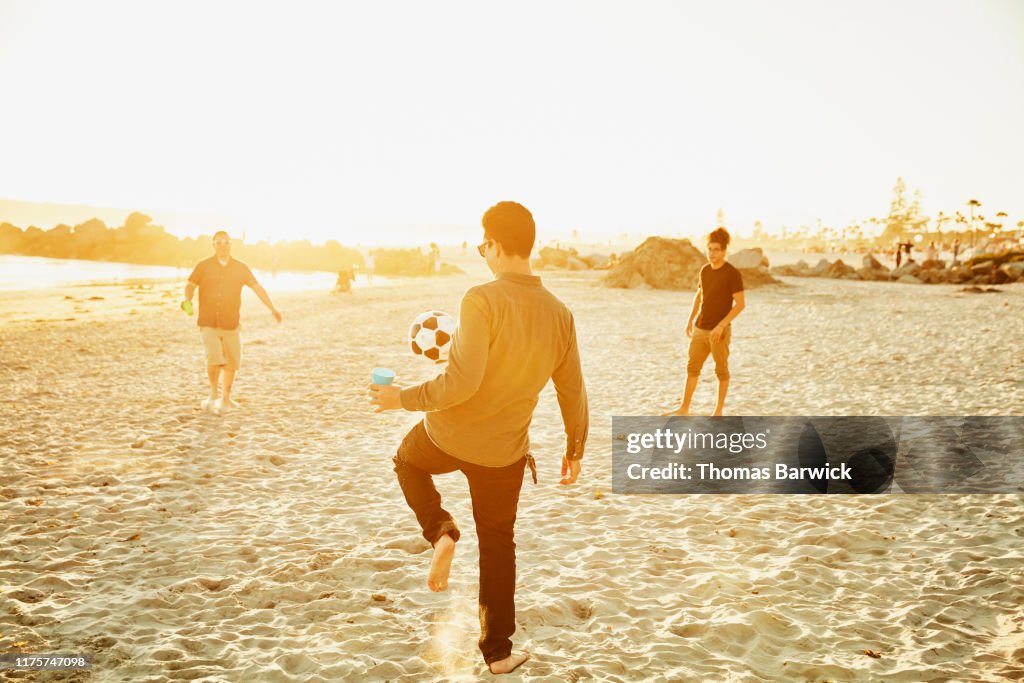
[393,421,526,665]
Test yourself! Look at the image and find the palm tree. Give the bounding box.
[995,212,1008,235]
[967,199,982,247]
[935,211,948,243]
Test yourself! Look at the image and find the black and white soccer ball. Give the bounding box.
[409,310,457,363]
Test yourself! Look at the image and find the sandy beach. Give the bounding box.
[2,260,1023,681]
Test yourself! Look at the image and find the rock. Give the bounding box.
[584,253,611,269]
[739,267,783,288]
[970,261,994,276]
[1000,261,1024,281]
[992,268,1010,285]
[566,256,589,271]
[898,274,922,284]
[729,248,768,270]
[856,267,890,282]
[825,260,855,278]
[862,254,887,271]
[892,261,921,278]
[949,266,974,283]
[809,259,832,277]
[843,273,861,280]
[603,236,778,290]
[920,259,946,271]
[770,261,809,277]
[537,246,573,269]
[602,237,702,290]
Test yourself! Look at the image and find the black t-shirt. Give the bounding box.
[188,257,257,330]
[695,262,743,330]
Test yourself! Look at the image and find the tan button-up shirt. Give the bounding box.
[400,272,589,468]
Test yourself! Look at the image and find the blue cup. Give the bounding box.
[371,367,396,385]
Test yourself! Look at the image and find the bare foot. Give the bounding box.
[427,534,455,592]
[221,397,240,409]
[489,651,530,674]
[661,407,689,417]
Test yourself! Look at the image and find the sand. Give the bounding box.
[1,257,1022,681]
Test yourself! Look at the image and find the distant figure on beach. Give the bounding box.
[184,231,282,414]
[895,241,903,268]
[926,241,938,263]
[952,238,961,265]
[369,201,588,675]
[428,242,441,274]
[663,227,745,417]
[333,266,355,294]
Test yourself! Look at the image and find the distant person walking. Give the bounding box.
[183,231,282,414]
[333,265,355,294]
[664,227,745,417]
[952,238,961,265]
[428,242,441,274]
[370,201,588,675]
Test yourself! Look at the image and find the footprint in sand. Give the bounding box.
[381,537,429,554]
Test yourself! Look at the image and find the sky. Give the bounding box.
[1,0,1022,245]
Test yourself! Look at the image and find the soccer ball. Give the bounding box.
[409,310,457,363]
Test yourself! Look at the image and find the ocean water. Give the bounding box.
[0,255,375,292]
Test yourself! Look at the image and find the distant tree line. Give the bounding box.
[0,212,364,273]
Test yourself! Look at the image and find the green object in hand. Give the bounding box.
[181,301,194,315]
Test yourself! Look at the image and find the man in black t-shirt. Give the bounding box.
[664,227,745,416]
[184,231,282,414]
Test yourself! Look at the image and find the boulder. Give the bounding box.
[949,266,974,283]
[920,259,946,271]
[770,260,810,277]
[740,267,783,288]
[603,236,780,291]
[603,237,705,290]
[999,261,1024,281]
[970,260,995,276]
[566,256,589,271]
[856,267,889,282]
[809,258,832,277]
[537,246,573,269]
[729,248,767,270]
[862,254,887,271]
[892,261,921,278]
[825,259,855,278]
[898,274,922,284]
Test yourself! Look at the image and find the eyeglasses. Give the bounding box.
[476,239,492,257]
[214,240,231,245]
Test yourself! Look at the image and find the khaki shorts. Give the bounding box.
[200,326,241,370]
[687,325,731,380]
